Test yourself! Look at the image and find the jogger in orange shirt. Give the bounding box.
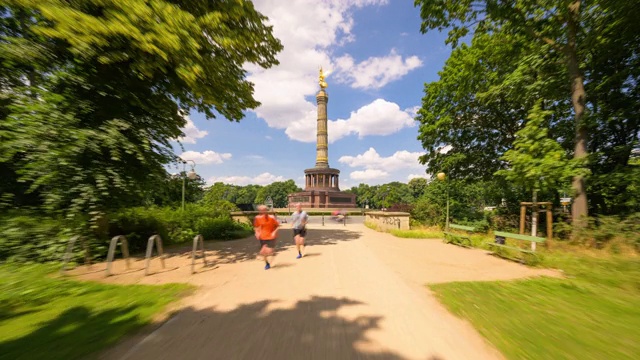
[253,204,279,270]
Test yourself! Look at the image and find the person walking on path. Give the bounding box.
[290,203,309,259]
[253,205,279,270]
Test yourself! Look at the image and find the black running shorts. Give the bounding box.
[293,228,307,238]
[259,240,276,250]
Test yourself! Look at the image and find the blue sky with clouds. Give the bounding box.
[172,0,453,189]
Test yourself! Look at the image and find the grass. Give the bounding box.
[364,221,445,239]
[429,253,640,360]
[0,263,193,359]
[390,227,444,239]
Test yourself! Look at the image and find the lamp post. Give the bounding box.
[181,159,197,211]
[437,172,449,231]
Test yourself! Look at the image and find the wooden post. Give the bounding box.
[546,205,553,241]
[519,204,526,235]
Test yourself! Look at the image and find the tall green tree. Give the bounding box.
[415,0,640,224]
[415,0,590,222]
[496,103,587,196]
[0,1,282,228]
[416,31,562,179]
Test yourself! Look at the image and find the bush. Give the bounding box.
[197,217,237,240]
[455,218,490,233]
[108,204,240,249]
[575,213,640,249]
[410,198,443,226]
[1,204,250,263]
[0,215,69,262]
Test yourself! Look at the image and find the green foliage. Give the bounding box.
[108,204,244,253]
[0,214,70,262]
[496,103,588,193]
[148,172,206,207]
[255,180,301,208]
[0,0,282,232]
[0,264,191,359]
[0,204,249,263]
[409,178,503,227]
[390,228,444,239]
[408,177,428,198]
[414,0,640,219]
[574,214,640,249]
[196,217,240,241]
[430,254,640,360]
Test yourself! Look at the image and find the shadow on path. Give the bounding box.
[109,296,427,360]
[185,228,361,266]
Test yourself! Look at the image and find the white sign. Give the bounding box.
[561,197,572,203]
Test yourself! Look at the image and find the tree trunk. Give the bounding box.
[567,0,588,229]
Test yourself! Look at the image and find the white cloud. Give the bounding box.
[350,169,389,181]
[339,147,424,172]
[334,49,423,89]
[438,145,453,154]
[208,172,286,186]
[248,0,401,139]
[407,173,431,181]
[177,116,208,144]
[285,99,417,143]
[180,150,232,165]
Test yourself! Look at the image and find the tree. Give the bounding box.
[235,185,262,206]
[415,0,640,226]
[373,182,413,209]
[347,183,378,208]
[416,31,568,180]
[408,177,429,199]
[150,172,206,207]
[202,182,239,205]
[255,180,301,208]
[496,103,587,199]
[414,0,585,224]
[0,1,282,228]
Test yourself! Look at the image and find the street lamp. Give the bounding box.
[437,172,449,231]
[181,159,197,211]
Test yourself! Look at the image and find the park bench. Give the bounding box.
[485,231,545,263]
[443,224,476,247]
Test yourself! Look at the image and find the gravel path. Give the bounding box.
[70,223,559,360]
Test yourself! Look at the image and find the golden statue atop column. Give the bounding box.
[319,67,328,89]
[287,66,356,208]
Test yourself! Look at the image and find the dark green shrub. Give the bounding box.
[196,217,236,240]
[108,208,169,254]
[0,215,75,262]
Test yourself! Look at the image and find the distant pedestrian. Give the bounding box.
[253,205,279,270]
[291,203,309,259]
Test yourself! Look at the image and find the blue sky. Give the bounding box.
[171,0,453,189]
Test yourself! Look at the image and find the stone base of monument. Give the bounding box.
[288,189,356,209]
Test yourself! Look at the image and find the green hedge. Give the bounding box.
[0,205,252,263]
[0,214,72,263]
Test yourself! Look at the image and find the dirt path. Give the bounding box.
[70,223,559,360]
